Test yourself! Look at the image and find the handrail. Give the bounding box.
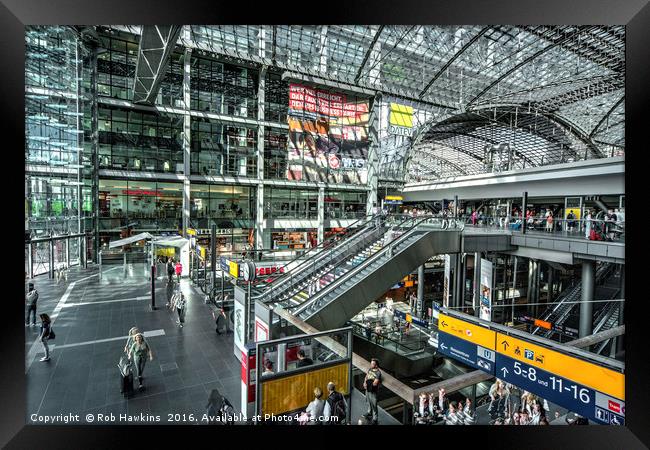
[250,213,380,293]
[254,214,419,304]
[292,217,464,318]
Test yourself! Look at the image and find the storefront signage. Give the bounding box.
[437,312,496,374]
[122,189,161,196]
[388,103,414,137]
[393,309,428,328]
[495,332,624,424]
[479,258,493,321]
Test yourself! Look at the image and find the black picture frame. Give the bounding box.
[5,0,647,448]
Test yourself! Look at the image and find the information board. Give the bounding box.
[437,313,496,375]
[495,332,625,424]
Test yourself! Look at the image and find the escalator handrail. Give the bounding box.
[253,214,417,303]
[250,213,384,297]
[291,216,464,317]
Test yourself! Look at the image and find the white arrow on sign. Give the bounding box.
[440,343,448,351]
[501,367,509,377]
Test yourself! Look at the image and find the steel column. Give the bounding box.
[182,48,192,237]
[49,240,54,279]
[522,191,528,235]
[318,187,325,245]
[473,253,481,317]
[28,243,34,279]
[579,261,595,338]
[417,265,425,317]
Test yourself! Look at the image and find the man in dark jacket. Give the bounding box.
[323,382,347,425]
[25,283,39,326]
[296,349,313,367]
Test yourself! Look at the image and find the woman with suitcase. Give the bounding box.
[128,333,153,389]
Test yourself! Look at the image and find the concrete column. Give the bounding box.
[521,191,528,235]
[255,184,266,251]
[28,243,34,279]
[616,265,625,353]
[459,253,467,309]
[182,48,192,237]
[49,240,54,279]
[417,265,425,317]
[527,259,534,313]
[473,253,481,317]
[317,186,325,245]
[366,94,380,217]
[454,255,463,308]
[579,261,595,338]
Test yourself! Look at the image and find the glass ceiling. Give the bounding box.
[106,25,625,183]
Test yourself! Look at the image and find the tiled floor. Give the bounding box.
[26,265,241,425]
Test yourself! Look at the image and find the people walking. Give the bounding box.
[323,382,348,425]
[25,282,39,327]
[38,313,53,362]
[124,327,141,354]
[167,257,174,282]
[128,333,153,389]
[363,358,382,425]
[175,260,182,283]
[584,210,593,239]
[175,293,187,328]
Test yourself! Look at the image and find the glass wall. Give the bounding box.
[266,188,318,219]
[190,118,257,177]
[96,32,183,107]
[190,55,257,119]
[98,106,184,172]
[324,190,367,219]
[98,179,182,234]
[189,184,254,228]
[25,26,89,239]
[264,127,289,179]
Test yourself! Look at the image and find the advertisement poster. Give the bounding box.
[234,298,246,353]
[443,254,451,308]
[479,258,493,321]
[287,83,369,184]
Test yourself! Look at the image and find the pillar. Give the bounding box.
[65,238,70,267]
[454,255,463,308]
[255,65,267,252]
[511,256,518,323]
[317,186,325,245]
[473,253,481,317]
[579,261,595,338]
[527,259,534,315]
[366,94,380,217]
[182,48,192,237]
[521,191,528,235]
[256,184,266,251]
[547,266,554,303]
[459,253,467,309]
[28,242,34,279]
[616,265,625,353]
[91,46,100,263]
[49,239,54,279]
[417,265,425,317]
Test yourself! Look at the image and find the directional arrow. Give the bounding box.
[501,340,510,351]
[440,343,448,351]
[441,320,448,328]
[501,367,509,377]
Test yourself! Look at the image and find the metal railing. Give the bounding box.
[291,216,464,317]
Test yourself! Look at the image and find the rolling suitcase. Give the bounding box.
[118,356,134,397]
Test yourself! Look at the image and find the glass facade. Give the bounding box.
[189,184,255,229]
[324,190,367,219]
[266,188,319,219]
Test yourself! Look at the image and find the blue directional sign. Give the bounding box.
[495,353,624,425]
[437,331,495,375]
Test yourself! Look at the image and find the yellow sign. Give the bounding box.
[438,313,496,350]
[186,228,197,236]
[565,208,581,220]
[389,103,414,128]
[229,261,239,278]
[496,333,624,400]
[261,362,349,415]
[386,195,404,201]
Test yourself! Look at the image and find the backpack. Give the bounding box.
[327,392,346,423]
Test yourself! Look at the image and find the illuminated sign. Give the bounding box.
[229,261,239,278]
[437,313,496,374]
[495,332,624,424]
[389,103,414,137]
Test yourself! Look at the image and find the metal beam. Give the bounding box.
[132,25,182,105]
[466,26,595,109]
[419,26,490,99]
[566,325,624,349]
[354,25,384,84]
[589,95,625,138]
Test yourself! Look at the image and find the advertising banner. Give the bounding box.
[443,254,451,308]
[479,258,493,321]
[287,84,369,184]
[388,102,414,137]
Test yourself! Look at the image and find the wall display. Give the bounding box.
[437,312,496,374]
[286,84,369,184]
[479,258,493,321]
[495,332,625,425]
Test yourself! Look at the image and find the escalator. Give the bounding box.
[592,302,622,355]
[285,217,463,330]
[532,263,618,338]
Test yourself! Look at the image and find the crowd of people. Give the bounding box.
[414,379,589,426]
